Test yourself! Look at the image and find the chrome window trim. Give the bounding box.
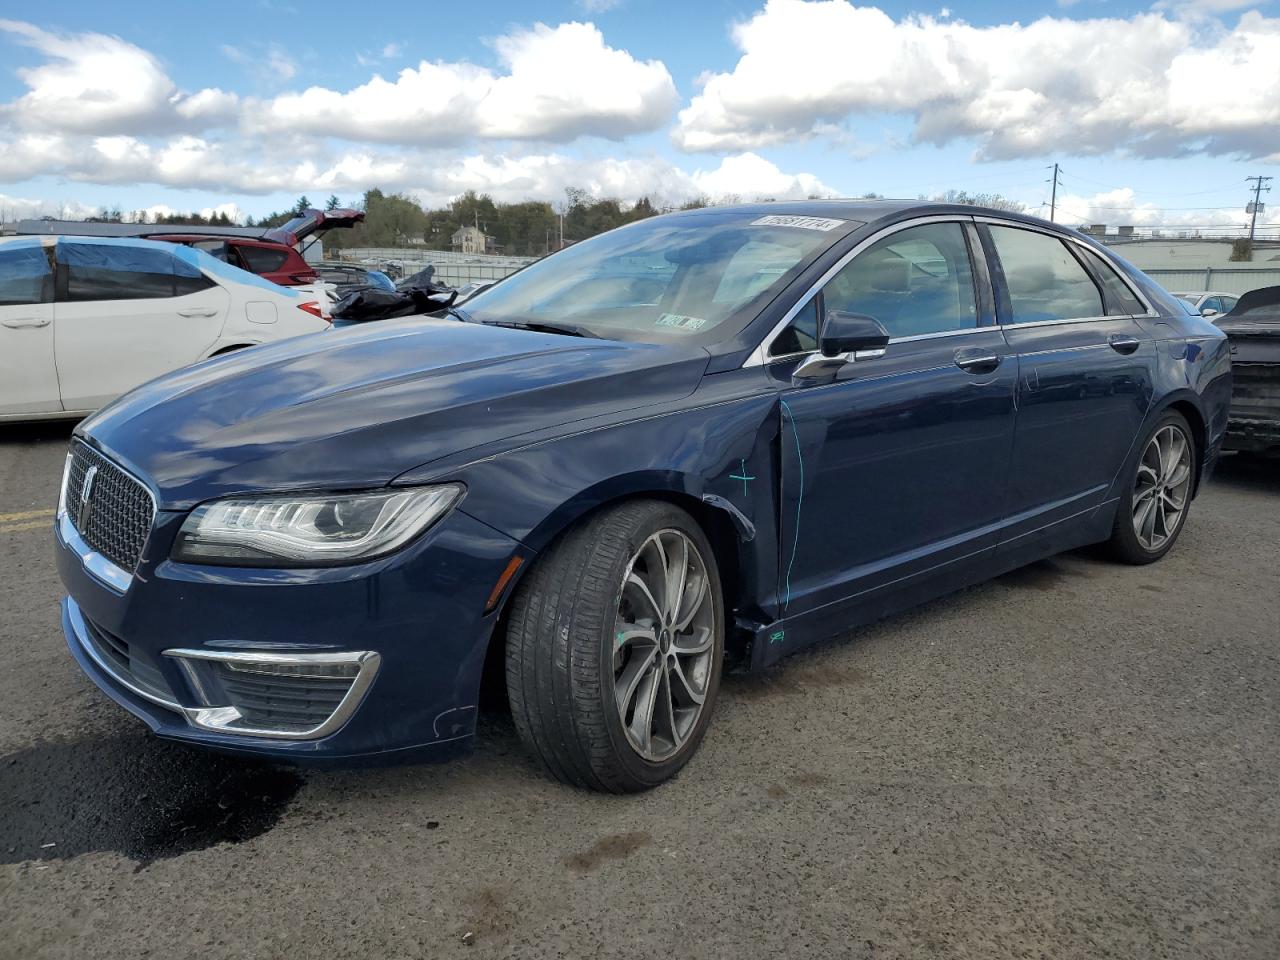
[163,648,382,740]
[68,599,182,711]
[744,214,979,368]
[973,215,1158,318]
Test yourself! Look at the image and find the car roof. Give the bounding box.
[149,234,281,246]
[659,198,1076,234]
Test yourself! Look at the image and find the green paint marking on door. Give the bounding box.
[729,458,756,497]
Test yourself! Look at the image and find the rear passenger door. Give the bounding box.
[980,221,1156,540]
[54,240,229,411]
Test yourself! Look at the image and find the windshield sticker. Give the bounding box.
[655,313,707,331]
[750,215,847,232]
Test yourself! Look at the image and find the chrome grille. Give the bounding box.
[213,664,354,732]
[66,441,155,572]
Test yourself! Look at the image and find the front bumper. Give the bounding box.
[57,501,524,764]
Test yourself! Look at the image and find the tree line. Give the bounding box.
[80,188,1025,253]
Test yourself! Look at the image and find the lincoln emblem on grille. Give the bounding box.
[78,464,98,530]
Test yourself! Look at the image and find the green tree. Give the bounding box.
[325,194,342,211]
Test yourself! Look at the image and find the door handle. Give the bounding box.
[1,317,51,329]
[954,348,1001,374]
[177,307,218,318]
[1109,334,1141,355]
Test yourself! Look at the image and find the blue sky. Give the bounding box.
[0,0,1276,232]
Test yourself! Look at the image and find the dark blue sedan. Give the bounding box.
[55,201,1232,792]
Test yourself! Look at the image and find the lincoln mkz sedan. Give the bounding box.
[56,201,1232,792]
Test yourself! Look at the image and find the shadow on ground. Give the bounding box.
[0,732,302,868]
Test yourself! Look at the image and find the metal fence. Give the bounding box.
[1144,267,1280,295]
[335,247,538,286]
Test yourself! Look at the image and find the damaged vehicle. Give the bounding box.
[56,201,1231,791]
[1213,286,1280,457]
[152,208,364,287]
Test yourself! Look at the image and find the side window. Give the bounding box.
[236,245,289,274]
[1200,296,1223,314]
[989,226,1103,323]
[59,241,178,301]
[0,243,52,306]
[1078,247,1145,314]
[1221,295,1238,313]
[769,296,819,357]
[172,251,216,296]
[821,222,978,338]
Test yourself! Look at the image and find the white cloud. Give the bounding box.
[0,19,236,134]
[252,22,677,143]
[579,0,624,10]
[672,1,1280,160]
[381,42,402,58]
[1055,186,1279,232]
[0,191,99,222]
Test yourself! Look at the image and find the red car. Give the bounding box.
[152,208,364,287]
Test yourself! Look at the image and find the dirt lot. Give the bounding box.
[1,420,1277,960]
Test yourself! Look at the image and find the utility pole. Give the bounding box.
[1047,163,1060,222]
[1246,175,1272,243]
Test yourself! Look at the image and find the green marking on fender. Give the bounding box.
[769,630,785,644]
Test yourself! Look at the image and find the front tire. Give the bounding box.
[505,500,724,792]
[1105,410,1196,565]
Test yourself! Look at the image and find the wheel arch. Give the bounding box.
[1150,391,1208,496]
[475,476,756,708]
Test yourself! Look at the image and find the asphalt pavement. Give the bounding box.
[1,419,1277,959]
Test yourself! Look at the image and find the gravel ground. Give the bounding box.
[0,420,1276,960]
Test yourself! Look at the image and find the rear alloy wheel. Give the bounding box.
[505,500,723,792]
[1106,411,1196,564]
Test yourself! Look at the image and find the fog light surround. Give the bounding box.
[163,648,380,740]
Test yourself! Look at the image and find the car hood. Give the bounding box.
[79,318,710,509]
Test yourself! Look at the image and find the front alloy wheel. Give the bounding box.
[506,501,724,792]
[613,530,716,762]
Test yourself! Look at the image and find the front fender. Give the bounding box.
[442,388,785,625]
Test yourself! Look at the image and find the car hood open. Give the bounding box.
[79,318,710,509]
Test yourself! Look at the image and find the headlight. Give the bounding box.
[172,484,464,567]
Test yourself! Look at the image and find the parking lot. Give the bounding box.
[0,420,1276,959]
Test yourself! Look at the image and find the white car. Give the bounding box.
[1171,291,1238,318]
[0,235,330,421]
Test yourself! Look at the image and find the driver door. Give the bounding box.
[769,219,1017,622]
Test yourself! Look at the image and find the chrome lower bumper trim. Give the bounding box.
[68,599,182,713]
[163,648,381,740]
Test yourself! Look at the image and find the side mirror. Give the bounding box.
[792,311,892,386]
[819,311,891,357]
[1200,308,1218,317]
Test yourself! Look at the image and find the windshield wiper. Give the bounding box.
[474,319,604,339]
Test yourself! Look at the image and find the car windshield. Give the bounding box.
[462,211,857,344]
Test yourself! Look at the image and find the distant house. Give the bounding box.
[451,225,491,255]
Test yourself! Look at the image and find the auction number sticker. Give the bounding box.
[750,215,847,231]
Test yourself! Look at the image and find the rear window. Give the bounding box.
[989,226,1103,323]
[58,240,215,301]
[236,245,290,273]
[0,241,52,305]
[1078,247,1145,315]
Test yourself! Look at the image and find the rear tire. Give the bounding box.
[505,500,724,792]
[1105,410,1196,565]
